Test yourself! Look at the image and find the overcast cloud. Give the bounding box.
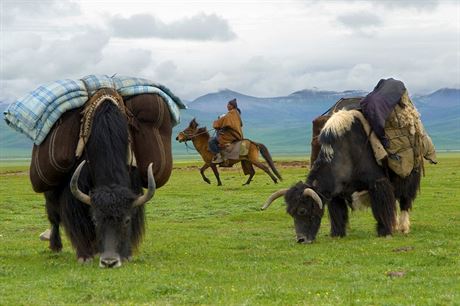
[1,0,459,102]
[336,11,383,36]
[110,13,236,41]
[2,0,80,26]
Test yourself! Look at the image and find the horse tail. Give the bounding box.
[256,142,282,181]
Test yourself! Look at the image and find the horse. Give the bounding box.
[176,119,282,186]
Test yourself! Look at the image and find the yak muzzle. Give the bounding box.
[99,256,122,268]
[296,235,313,244]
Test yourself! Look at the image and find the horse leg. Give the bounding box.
[44,190,62,252]
[243,164,255,186]
[252,160,278,183]
[328,197,349,237]
[200,164,211,184]
[210,164,222,186]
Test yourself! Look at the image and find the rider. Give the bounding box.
[209,98,243,162]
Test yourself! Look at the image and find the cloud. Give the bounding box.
[109,13,236,41]
[153,61,179,81]
[94,49,154,77]
[1,28,112,101]
[2,0,81,26]
[336,11,383,35]
[370,0,439,11]
[1,0,457,102]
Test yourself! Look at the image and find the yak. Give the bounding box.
[262,110,421,243]
[44,96,157,268]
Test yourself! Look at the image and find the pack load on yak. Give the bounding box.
[264,78,438,243]
[4,74,186,192]
[3,75,186,267]
[310,78,437,178]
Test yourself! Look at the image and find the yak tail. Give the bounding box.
[257,143,282,181]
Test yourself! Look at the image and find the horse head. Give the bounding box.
[176,118,207,142]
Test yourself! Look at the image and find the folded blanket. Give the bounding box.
[3,75,186,145]
[360,78,406,147]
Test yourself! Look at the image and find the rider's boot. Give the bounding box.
[212,153,223,163]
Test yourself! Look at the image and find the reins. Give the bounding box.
[181,128,216,153]
[183,128,215,139]
[184,141,198,153]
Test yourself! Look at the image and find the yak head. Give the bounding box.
[262,182,324,244]
[70,161,155,268]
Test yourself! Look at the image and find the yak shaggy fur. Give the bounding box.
[284,109,423,241]
[45,102,146,262]
[319,110,357,161]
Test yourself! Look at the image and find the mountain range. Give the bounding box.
[1,87,459,159]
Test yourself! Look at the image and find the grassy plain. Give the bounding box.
[0,154,459,305]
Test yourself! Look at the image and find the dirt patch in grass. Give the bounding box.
[173,160,309,171]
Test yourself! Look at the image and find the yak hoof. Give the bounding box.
[39,229,51,241]
[400,227,410,234]
[78,257,93,264]
[398,211,411,234]
[204,179,211,184]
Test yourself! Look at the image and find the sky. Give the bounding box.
[1,0,459,102]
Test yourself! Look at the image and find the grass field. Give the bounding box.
[0,154,459,305]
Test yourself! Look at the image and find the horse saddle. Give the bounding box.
[212,140,251,165]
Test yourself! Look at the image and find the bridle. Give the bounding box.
[178,128,215,152]
[179,128,215,140]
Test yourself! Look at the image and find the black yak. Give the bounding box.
[262,110,421,243]
[44,97,156,268]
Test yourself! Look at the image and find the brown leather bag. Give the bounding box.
[125,94,173,189]
[30,93,174,192]
[310,115,330,166]
[29,108,81,192]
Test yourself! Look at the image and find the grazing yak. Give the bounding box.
[262,110,422,243]
[44,91,169,268]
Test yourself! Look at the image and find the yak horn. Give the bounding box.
[261,188,289,210]
[132,163,156,207]
[70,161,91,205]
[303,188,323,210]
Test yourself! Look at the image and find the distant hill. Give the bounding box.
[173,87,459,156]
[0,102,32,158]
[1,88,459,159]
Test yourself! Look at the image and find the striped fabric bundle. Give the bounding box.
[3,75,186,145]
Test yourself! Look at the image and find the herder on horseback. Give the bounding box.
[176,98,281,186]
[209,98,244,165]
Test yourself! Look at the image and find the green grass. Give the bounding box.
[0,155,459,305]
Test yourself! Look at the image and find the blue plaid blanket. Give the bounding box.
[3,75,186,145]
